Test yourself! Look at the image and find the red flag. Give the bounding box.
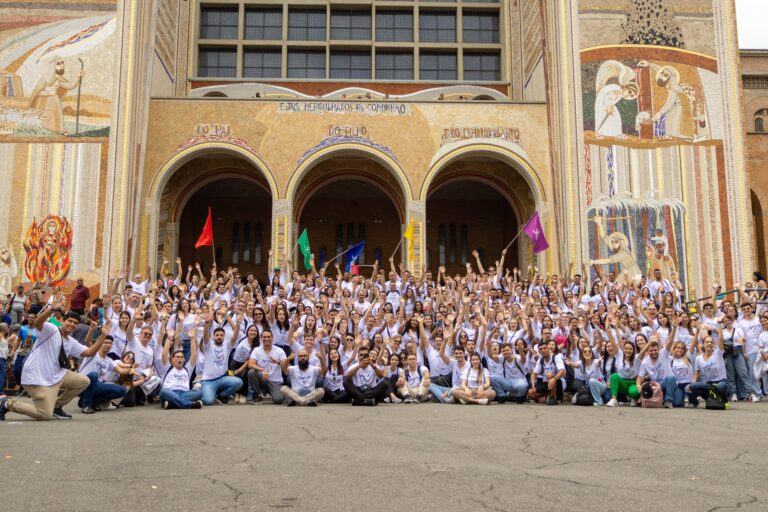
[351,264,360,275]
[194,207,213,248]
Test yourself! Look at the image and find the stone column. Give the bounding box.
[272,199,293,269]
[407,200,426,276]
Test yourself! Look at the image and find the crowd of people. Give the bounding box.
[2,249,768,421]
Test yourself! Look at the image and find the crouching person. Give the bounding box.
[528,341,565,405]
[279,349,325,406]
[159,326,202,410]
[78,322,131,413]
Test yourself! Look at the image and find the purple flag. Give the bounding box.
[522,212,549,254]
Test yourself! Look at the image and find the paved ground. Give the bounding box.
[2,401,767,512]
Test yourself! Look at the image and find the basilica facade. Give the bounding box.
[0,0,753,296]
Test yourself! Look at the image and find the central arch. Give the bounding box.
[288,145,411,270]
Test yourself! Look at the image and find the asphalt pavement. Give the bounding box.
[2,401,767,511]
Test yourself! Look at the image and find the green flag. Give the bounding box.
[297,228,312,271]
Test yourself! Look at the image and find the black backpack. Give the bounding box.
[705,385,728,410]
[573,385,594,406]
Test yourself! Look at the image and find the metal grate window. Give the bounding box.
[200,7,239,39]
[462,11,499,43]
[287,49,326,78]
[744,76,768,89]
[244,8,282,40]
[420,51,457,80]
[331,10,371,40]
[376,51,413,80]
[243,49,281,78]
[330,51,371,79]
[419,11,456,43]
[376,11,413,42]
[198,47,237,77]
[463,52,500,81]
[288,9,326,41]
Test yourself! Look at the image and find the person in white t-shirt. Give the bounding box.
[1,294,104,421]
[199,312,242,405]
[529,341,566,405]
[279,348,326,406]
[77,319,133,414]
[343,346,389,406]
[397,353,430,403]
[689,334,729,404]
[452,352,495,405]
[247,330,287,404]
[159,326,202,409]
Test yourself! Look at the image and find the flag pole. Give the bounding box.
[326,243,362,265]
[503,228,525,253]
[389,235,405,261]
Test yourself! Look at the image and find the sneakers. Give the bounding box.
[478,398,489,405]
[391,396,403,404]
[630,398,638,407]
[546,397,558,406]
[0,395,9,421]
[191,400,203,409]
[306,400,318,407]
[593,402,602,407]
[162,401,171,410]
[365,398,376,406]
[52,407,72,420]
[218,396,232,405]
[81,406,96,414]
[751,394,761,403]
[663,401,673,409]
[351,399,364,406]
[286,400,297,407]
[403,397,417,404]
[497,396,507,404]
[246,399,262,405]
[606,398,618,407]
[731,394,739,402]
[571,394,579,405]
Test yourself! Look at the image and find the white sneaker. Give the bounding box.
[478,398,489,405]
[630,398,638,407]
[392,397,403,404]
[593,402,602,407]
[571,394,578,405]
[731,394,738,402]
[751,394,761,403]
[606,398,618,407]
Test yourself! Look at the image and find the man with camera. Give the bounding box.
[0,293,105,420]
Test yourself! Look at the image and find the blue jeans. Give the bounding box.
[690,379,730,403]
[429,384,453,403]
[201,375,243,405]
[0,358,6,391]
[160,387,203,409]
[725,348,757,397]
[656,375,677,403]
[13,354,26,390]
[588,378,611,405]
[747,352,767,396]
[490,376,528,399]
[670,382,695,408]
[182,338,191,363]
[80,372,127,408]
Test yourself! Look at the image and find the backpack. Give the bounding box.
[640,381,663,408]
[705,385,728,410]
[573,385,594,406]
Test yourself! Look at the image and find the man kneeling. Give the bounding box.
[280,349,325,406]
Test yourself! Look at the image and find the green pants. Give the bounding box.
[609,374,640,399]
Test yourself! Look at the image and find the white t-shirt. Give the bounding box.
[404,365,428,387]
[670,357,694,384]
[695,349,727,382]
[324,365,345,391]
[78,352,119,383]
[532,354,565,382]
[163,362,195,392]
[22,322,87,386]
[638,351,672,381]
[287,365,319,391]
[349,364,378,387]
[249,345,287,383]
[424,345,450,376]
[201,341,234,381]
[463,367,490,390]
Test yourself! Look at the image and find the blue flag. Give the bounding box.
[345,241,365,272]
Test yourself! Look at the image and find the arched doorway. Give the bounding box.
[427,178,520,275]
[424,149,540,275]
[752,190,766,274]
[291,153,408,271]
[154,146,276,280]
[178,177,271,278]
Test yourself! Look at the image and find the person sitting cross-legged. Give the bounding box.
[159,326,202,410]
[279,348,326,406]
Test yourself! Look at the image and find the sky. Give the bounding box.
[736,0,768,49]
